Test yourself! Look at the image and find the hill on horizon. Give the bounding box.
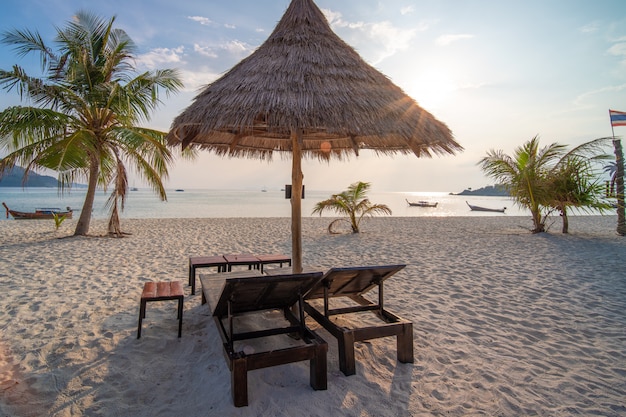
[453,185,509,196]
[0,166,88,188]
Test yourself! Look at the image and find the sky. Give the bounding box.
[1,0,625,193]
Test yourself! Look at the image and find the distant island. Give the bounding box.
[0,166,86,188]
[452,185,509,196]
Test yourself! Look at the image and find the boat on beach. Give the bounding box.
[3,202,73,220]
[466,201,506,213]
[406,199,438,207]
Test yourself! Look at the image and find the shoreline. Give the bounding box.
[1,216,625,416]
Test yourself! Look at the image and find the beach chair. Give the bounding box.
[200,270,328,407]
[303,265,414,376]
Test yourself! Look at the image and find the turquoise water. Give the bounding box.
[0,187,526,220]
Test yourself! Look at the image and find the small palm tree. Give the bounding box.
[479,136,612,233]
[546,138,612,233]
[312,181,391,233]
[479,136,562,233]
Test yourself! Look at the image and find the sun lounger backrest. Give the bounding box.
[212,272,323,316]
[306,265,406,300]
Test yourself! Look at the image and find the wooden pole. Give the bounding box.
[291,129,303,272]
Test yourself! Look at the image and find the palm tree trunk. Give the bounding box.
[613,139,626,236]
[74,160,99,236]
[530,205,544,233]
[561,207,569,234]
[108,200,122,237]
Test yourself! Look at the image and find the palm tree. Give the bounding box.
[0,11,183,236]
[546,138,612,233]
[479,136,612,233]
[604,161,619,197]
[479,136,563,233]
[312,181,392,233]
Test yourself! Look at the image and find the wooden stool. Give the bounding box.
[137,281,184,338]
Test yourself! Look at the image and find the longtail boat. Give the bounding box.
[3,202,73,220]
[466,201,506,213]
[406,199,438,207]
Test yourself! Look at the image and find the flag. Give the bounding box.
[610,109,626,127]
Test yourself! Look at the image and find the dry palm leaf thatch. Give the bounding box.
[167,0,462,160]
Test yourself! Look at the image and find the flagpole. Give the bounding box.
[610,109,616,138]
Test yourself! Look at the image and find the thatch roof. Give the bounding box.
[167,0,462,160]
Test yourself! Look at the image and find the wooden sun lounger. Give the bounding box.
[200,270,327,407]
[303,265,414,376]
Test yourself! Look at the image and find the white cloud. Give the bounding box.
[194,44,218,58]
[223,40,251,55]
[321,8,417,64]
[192,40,253,60]
[179,69,221,92]
[136,46,185,69]
[580,21,600,34]
[188,16,213,26]
[573,83,626,108]
[436,34,474,46]
[400,6,415,15]
[608,42,626,58]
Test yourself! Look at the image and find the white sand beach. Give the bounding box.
[1,215,625,416]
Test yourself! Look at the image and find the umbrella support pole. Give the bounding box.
[291,129,303,273]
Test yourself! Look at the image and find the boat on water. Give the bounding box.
[406,199,438,208]
[3,202,73,220]
[466,201,506,213]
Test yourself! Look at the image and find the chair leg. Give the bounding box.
[338,332,356,376]
[190,266,196,295]
[137,300,146,339]
[177,296,183,338]
[232,357,248,407]
[310,345,328,390]
[397,323,414,363]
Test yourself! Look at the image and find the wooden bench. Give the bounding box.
[137,281,184,338]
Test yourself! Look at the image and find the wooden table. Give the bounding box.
[223,254,261,272]
[256,254,292,273]
[188,256,228,295]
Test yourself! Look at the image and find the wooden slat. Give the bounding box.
[306,265,405,300]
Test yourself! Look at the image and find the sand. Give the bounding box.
[0,215,625,416]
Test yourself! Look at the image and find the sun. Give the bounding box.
[405,69,458,110]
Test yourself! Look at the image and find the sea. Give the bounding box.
[0,187,529,220]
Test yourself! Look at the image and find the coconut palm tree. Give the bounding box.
[547,157,611,233]
[0,11,183,236]
[546,137,612,233]
[479,136,612,233]
[312,181,392,233]
[479,136,563,233]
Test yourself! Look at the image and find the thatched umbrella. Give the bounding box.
[167,0,462,272]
